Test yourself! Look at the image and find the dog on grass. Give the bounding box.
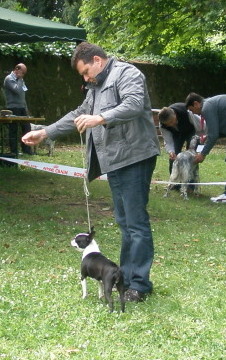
[30,123,55,156]
[71,226,125,313]
[164,135,201,200]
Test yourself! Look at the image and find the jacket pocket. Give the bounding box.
[100,83,119,111]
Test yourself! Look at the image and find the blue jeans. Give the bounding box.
[107,156,157,293]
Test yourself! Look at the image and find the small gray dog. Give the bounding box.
[30,123,55,156]
[164,135,200,200]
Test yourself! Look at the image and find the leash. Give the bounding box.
[80,133,92,232]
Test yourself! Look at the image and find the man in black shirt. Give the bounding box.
[159,103,196,173]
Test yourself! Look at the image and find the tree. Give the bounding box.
[61,0,82,25]
[15,0,64,18]
[0,0,82,25]
[0,0,26,11]
[79,0,226,59]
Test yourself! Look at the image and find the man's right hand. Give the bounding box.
[194,153,205,164]
[22,129,47,146]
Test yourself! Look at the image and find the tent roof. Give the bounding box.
[0,7,86,43]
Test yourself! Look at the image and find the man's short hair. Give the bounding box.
[185,93,204,108]
[71,42,108,69]
[158,107,175,124]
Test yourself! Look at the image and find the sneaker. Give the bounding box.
[210,193,226,203]
[124,289,147,302]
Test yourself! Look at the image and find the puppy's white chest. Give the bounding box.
[82,240,100,260]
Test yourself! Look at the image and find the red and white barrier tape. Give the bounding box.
[0,156,225,185]
[151,180,226,186]
[0,156,107,180]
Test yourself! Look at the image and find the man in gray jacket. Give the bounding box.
[4,63,32,154]
[22,42,160,301]
[186,92,226,203]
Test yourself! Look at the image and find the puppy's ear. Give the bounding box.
[89,226,95,239]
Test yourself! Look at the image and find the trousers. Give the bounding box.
[107,156,157,293]
[7,107,31,154]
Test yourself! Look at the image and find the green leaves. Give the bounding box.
[1,0,225,65]
[79,0,226,61]
[0,42,75,58]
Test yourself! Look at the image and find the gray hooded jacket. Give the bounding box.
[46,58,160,181]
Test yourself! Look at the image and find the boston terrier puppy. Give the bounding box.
[71,227,125,312]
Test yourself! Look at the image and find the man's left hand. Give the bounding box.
[74,114,105,133]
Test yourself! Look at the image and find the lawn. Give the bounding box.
[0,141,225,360]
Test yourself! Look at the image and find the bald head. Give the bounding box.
[14,63,27,78]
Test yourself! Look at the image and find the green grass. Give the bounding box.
[0,142,225,360]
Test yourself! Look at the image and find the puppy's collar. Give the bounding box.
[75,233,89,238]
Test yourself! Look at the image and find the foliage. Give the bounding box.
[0,42,225,69]
[16,0,65,18]
[0,41,76,58]
[61,0,82,25]
[0,0,26,12]
[0,0,82,25]
[167,48,226,69]
[0,143,226,359]
[3,0,82,25]
[79,0,226,59]
[0,1,81,59]
[1,0,226,66]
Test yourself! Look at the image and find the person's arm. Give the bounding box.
[75,114,105,133]
[194,102,220,163]
[200,106,219,156]
[44,92,94,139]
[187,110,207,135]
[22,129,47,145]
[23,92,91,144]
[4,77,22,95]
[160,126,175,154]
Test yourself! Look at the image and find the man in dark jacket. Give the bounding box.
[159,103,196,174]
